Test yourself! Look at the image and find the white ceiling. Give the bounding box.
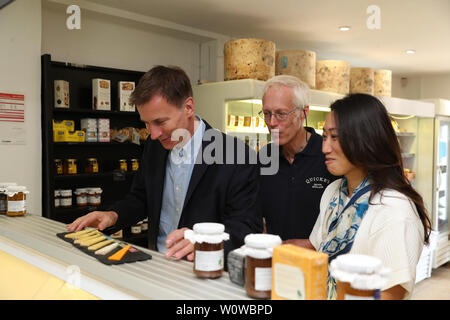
[86,0,450,75]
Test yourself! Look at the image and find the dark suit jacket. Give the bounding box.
[110,121,262,256]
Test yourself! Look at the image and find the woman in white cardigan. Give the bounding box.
[292,93,431,299]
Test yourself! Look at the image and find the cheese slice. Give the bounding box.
[80,236,106,247]
[88,239,114,251]
[74,232,101,244]
[95,242,119,255]
[65,228,96,239]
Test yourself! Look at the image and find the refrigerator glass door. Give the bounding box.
[436,118,450,231]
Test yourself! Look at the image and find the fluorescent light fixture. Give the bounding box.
[339,26,351,31]
[309,105,331,112]
[405,49,416,54]
[234,99,262,105]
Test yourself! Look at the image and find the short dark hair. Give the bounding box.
[330,93,431,244]
[130,65,193,108]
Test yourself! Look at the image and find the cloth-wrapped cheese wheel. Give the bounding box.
[316,60,350,94]
[350,67,375,95]
[224,38,275,81]
[374,69,392,97]
[275,50,316,89]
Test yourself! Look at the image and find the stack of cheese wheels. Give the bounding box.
[316,60,350,94]
[374,69,392,97]
[275,50,316,89]
[224,38,275,81]
[350,67,375,95]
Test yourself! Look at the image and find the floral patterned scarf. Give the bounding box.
[318,176,372,299]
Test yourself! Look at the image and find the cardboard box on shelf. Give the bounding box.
[118,81,136,112]
[92,79,111,111]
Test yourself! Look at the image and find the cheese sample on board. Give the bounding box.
[271,244,328,300]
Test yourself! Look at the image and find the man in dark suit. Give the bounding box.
[67,65,262,261]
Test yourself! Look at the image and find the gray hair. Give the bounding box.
[262,75,310,109]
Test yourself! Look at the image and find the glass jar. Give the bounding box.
[85,158,99,173]
[329,254,391,300]
[131,223,141,234]
[131,159,139,172]
[54,159,63,175]
[5,186,29,217]
[243,234,282,299]
[54,189,61,208]
[87,187,102,206]
[74,188,89,206]
[119,159,127,171]
[60,189,72,208]
[64,159,77,175]
[184,223,230,279]
[0,183,17,214]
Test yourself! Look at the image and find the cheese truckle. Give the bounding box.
[271,244,328,300]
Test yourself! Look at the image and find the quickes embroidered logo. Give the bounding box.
[305,177,331,185]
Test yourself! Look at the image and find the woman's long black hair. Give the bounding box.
[330,93,431,244]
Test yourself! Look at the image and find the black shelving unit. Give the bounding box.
[41,54,148,245]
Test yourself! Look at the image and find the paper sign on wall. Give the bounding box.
[0,92,26,145]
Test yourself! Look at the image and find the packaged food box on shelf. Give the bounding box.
[52,119,75,132]
[54,80,70,108]
[53,129,85,142]
[118,81,136,112]
[92,79,111,111]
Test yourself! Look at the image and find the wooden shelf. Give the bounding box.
[53,141,143,146]
[226,126,269,134]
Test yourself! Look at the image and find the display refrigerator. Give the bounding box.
[424,99,450,270]
[193,79,342,150]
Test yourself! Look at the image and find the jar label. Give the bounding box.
[8,200,26,212]
[273,263,306,300]
[61,198,72,206]
[195,249,223,272]
[55,198,60,207]
[76,195,88,204]
[254,267,272,291]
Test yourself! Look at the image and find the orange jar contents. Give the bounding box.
[330,254,391,300]
[119,159,127,171]
[64,159,77,175]
[184,223,230,279]
[243,234,282,299]
[54,159,63,175]
[5,186,29,216]
[131,159,139,171]
[85,158,99,173]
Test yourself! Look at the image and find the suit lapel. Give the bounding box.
[151,142,169,240]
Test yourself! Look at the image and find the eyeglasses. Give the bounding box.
[258,108,300,121]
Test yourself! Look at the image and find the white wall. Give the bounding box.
[0,0,42,215]
[41,3,203,82]
[392,73,450,101]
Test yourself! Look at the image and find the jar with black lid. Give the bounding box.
[184,223,230,279]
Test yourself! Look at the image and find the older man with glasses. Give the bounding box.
[257,75,338,247]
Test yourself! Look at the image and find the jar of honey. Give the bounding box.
[64,159,77,175]
[131,159,139,171]
[119,159,127,171]
[5,186,29,216]
[74,188,89,206]
[184,223,230,279]
[54,159,63,175]
[329,254,391,300]
[85,158,99,173]
[243,233,282,299]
